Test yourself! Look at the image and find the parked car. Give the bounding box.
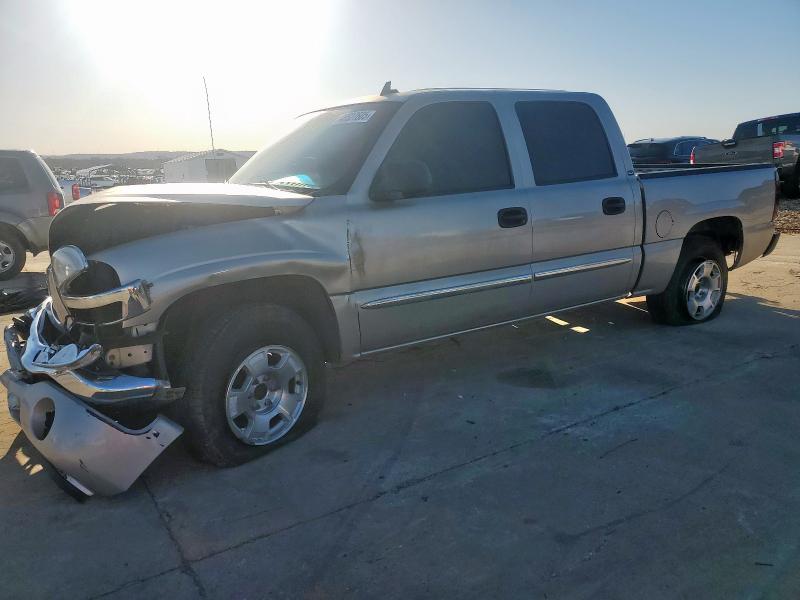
[1,87,780,497]
[0,150,63,279]
[628,136,718,165]
[58,179,92,205]
[88,175,117,189]
[692,113,800,197]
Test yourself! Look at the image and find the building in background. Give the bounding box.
[162,149,252,183]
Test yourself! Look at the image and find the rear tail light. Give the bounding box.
[71,183,80,201]
[773,141,785,159]
[690,148,696,165]
[47,191,63,216]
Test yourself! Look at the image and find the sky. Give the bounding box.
[1,0,798,155]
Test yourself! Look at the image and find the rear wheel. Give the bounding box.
[646,237,728,326]
[175,303,326,466]
[0,227,26,281]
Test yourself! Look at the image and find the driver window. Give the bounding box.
[374,101,513,199]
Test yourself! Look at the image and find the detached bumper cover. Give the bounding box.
[2,371,182,496]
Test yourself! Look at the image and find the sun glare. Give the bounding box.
[66,0,336,148]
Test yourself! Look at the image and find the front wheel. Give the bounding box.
[646,237,728,326]
[175,303,326,466]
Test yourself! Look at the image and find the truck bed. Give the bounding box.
[631,162,777,296]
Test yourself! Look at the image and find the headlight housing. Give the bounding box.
[48,246,151,326]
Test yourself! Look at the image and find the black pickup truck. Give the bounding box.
[693,112,800,198]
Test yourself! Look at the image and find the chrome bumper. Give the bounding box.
[2,371,182,496]
[6,297,177,404]
[61,278,151,325]
[1,298,184,496]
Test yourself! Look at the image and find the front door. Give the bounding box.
[348,99,533,353]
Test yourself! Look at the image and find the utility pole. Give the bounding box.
[203,76,215,152]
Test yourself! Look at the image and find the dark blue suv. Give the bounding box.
[628,136,718,165]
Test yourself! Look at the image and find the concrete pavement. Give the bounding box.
[1,238,799,599]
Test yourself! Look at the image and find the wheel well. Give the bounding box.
[685,217,742,262]
[160,276,342,371]
[0,223,29,252]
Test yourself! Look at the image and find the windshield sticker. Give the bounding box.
[269,174,319,189]
[334,110,376,125]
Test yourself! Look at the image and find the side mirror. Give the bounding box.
[721,138,737,148]
[370,160,432,201]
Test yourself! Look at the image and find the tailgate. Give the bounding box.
[694,137,773,165]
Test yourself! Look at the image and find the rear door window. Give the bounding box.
[0,157,29,194]
[516,101,617,185]
[377,101,513,198]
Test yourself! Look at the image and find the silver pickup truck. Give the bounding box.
[1,87,781,497]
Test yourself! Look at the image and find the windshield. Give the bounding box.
[230,102,400,195]
[733,114,800,139]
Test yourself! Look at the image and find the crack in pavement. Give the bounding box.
[553,458,735,545]
[87,566,182,600]
[598,437,639,459]
[88,478,208,600]
[185,341,798,566]
[142,479,208,599]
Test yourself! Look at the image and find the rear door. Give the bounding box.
[514,99,637,313]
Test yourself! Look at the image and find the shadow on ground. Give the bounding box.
[0,271,46,314]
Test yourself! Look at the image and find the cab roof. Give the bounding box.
[339,87,573,104]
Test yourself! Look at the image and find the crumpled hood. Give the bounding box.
[50,183,314,254]
[68,182,312,210]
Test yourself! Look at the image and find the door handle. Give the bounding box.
[497,207,528,228]
[602,197,626,216]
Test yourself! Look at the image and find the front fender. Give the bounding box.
[88,215,350,328]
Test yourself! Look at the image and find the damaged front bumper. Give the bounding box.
[2,298,183,496]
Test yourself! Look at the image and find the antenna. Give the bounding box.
[203,76,216,152]
[380,80,398,96]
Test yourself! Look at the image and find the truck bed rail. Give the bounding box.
[636,162,773,179]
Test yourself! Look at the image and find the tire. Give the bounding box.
[0,226,26,281]
[646,237,728,326]
[174,303,326,467]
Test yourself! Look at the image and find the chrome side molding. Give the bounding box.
[361,274,532,309]
[534,257,632,281]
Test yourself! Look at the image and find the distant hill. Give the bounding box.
[44,151,256,171]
